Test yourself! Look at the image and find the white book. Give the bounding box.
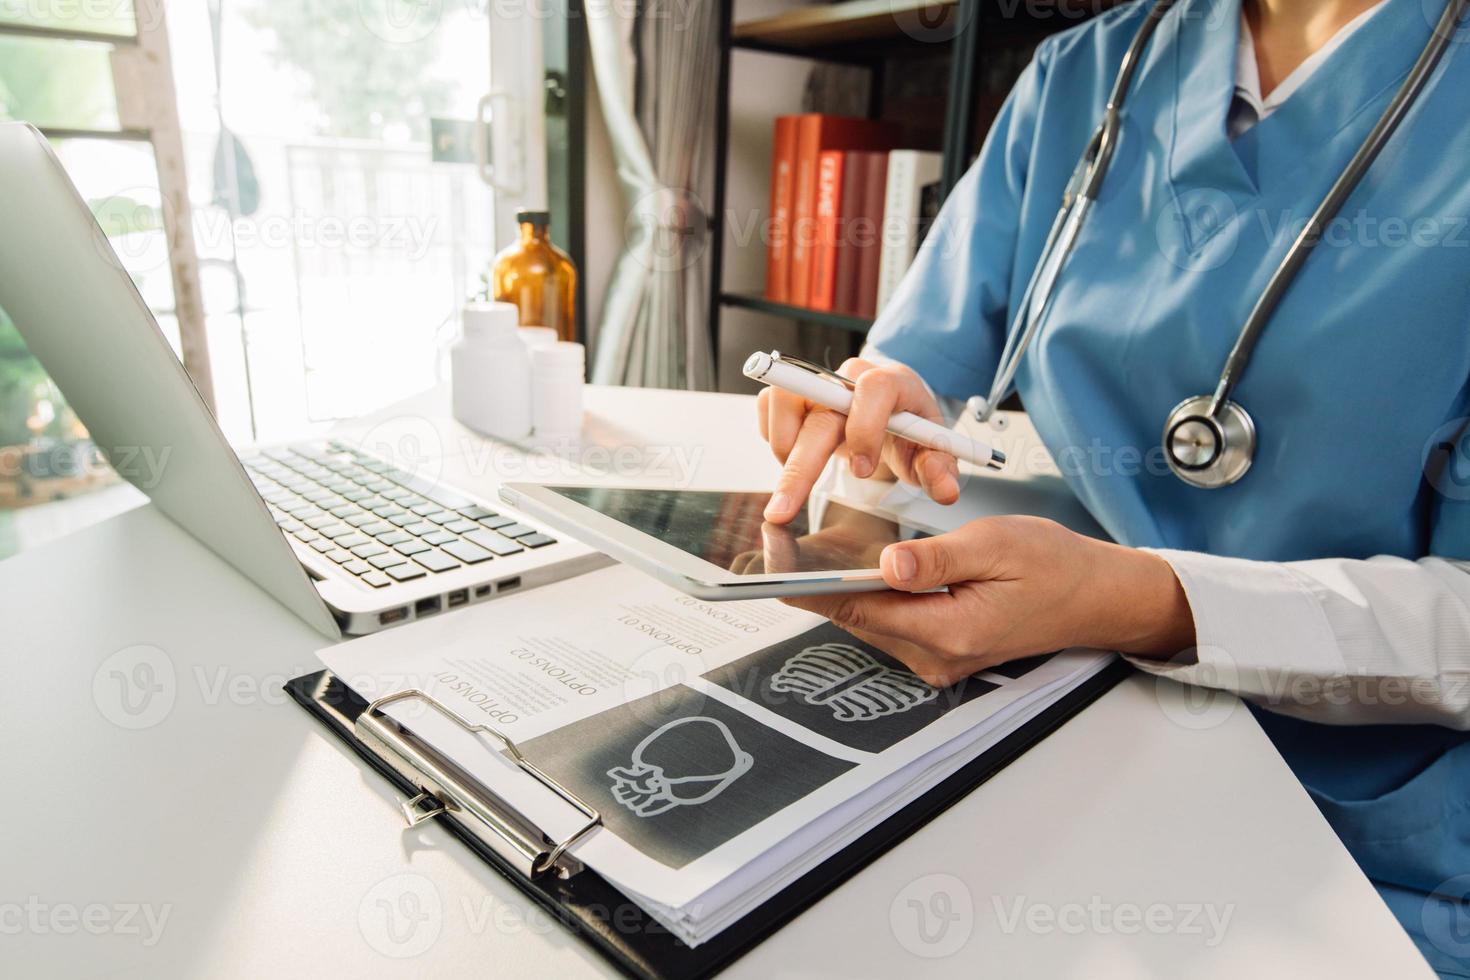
[876,150,944,315]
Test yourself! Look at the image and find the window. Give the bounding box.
[0,0,553,558]
[168,0,495,440]
[0,0,200,557]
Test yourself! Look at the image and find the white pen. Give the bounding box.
[743,350,1006,471]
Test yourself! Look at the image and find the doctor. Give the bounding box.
[758,0,1470,972]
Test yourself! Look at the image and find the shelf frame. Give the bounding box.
[731,0,960,50]
[708,0,737,376]
[720,292,873,335]
[729,35,886,67]
[940,0,982,196]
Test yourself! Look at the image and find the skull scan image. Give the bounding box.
[770,643,938,722]
[606,716,755,818]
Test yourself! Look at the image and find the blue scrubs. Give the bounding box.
[868,0,1470,972]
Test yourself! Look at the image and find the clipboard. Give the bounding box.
[286,658,1129,979]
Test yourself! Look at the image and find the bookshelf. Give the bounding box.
[707,0,1107,368]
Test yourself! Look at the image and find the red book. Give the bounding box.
[855,151,890,319]
[789,115,894,308]
[831,151,869,315]
[810,151,845,311]
[766,116,799,303]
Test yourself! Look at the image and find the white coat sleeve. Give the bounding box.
[1126,550,1470,728]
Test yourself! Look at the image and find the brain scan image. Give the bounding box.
[769,642,938,723]
[607,716,755,818]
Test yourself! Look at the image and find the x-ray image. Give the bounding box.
[608,716,754,818]
[705,623,1000,754]
[519,686,854,869]
[770,642,938,722]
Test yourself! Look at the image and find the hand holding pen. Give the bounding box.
[748,351,1003,524]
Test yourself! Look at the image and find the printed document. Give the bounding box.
[318,564,1112,945]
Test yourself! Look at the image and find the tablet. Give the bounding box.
[499,484,925,600]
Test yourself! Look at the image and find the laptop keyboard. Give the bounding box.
[241,440,556,588]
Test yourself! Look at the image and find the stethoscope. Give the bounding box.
[966,0,1470,489]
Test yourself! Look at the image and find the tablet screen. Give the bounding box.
[545,486,920,575]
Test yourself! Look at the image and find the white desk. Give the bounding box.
[0,386,1431,978]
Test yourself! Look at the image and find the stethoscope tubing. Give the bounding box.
[977,0,1470,430]
[1210,0,1470,415]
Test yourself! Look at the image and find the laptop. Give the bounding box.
[0,123,607,638]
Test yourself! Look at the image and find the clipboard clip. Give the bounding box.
[356,689,603,880]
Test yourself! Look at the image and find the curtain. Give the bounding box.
[586,0,718,390]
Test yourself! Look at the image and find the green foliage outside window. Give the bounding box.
[0,310,52,446]
[0,2,134,35]
[244,0,453,141]
[0,37,119,131]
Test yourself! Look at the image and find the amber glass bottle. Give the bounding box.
[491,209,577,342]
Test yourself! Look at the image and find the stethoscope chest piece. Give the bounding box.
[1162,395,1256,488]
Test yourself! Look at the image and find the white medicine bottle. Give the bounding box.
[451,301,531,441]
[531,340,586,438]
